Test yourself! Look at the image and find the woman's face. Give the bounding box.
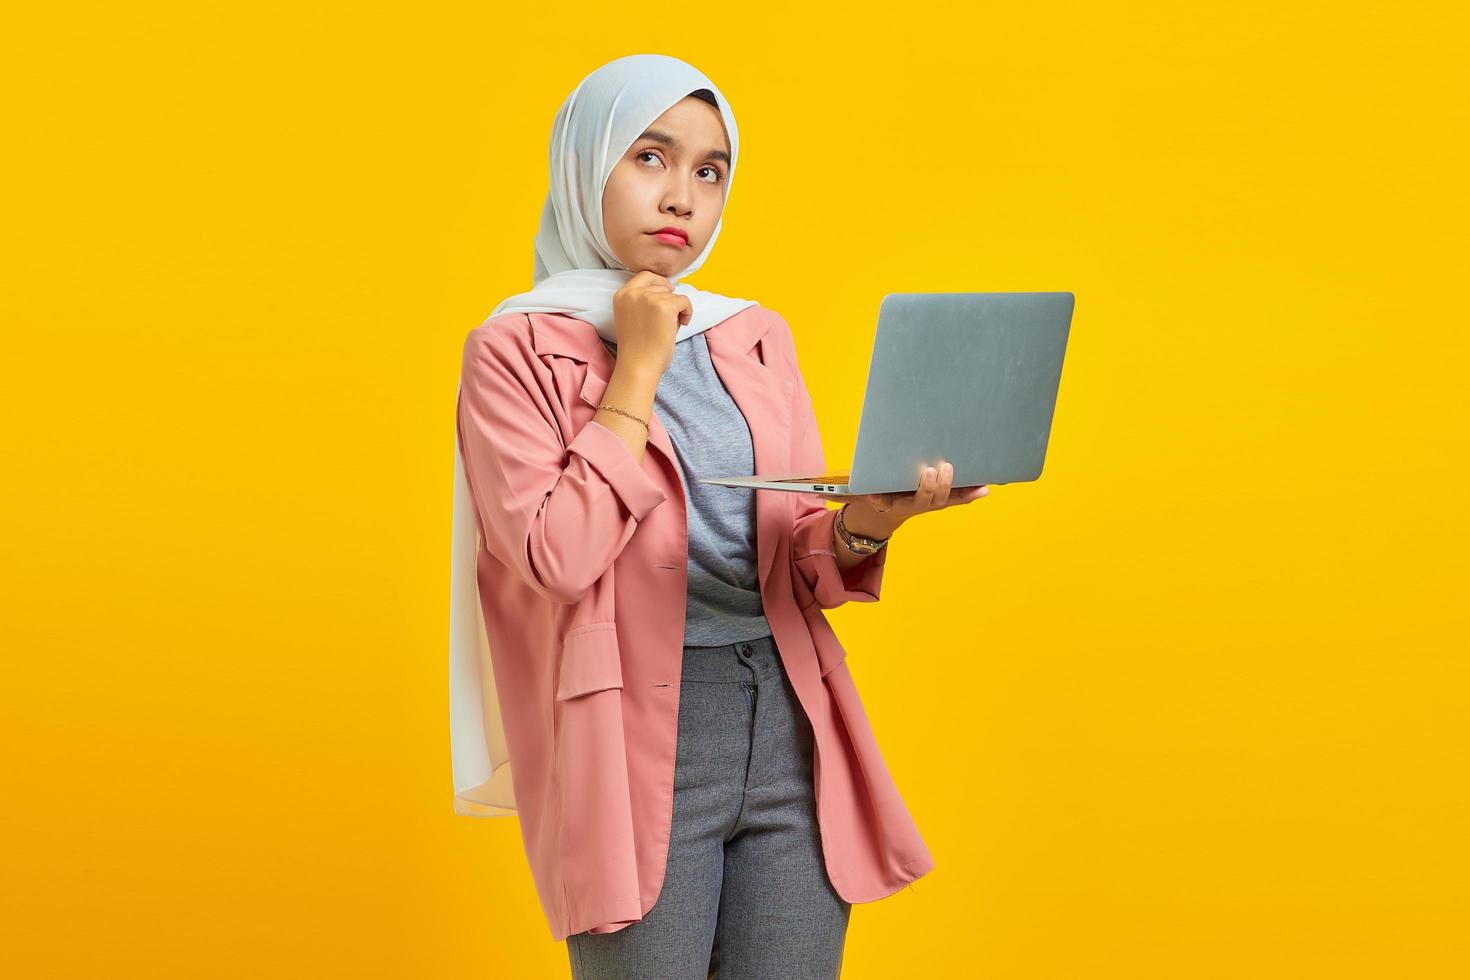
[602,96,731,277]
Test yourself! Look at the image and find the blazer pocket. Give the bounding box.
[556,621,624,700]
[552,620,639,905]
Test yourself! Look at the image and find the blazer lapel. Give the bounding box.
[530,309,796,587]
[530,314,679,470]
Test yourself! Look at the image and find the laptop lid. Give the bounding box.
[844,291,1075,494]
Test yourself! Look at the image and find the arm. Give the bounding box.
[456,324,668,605]
[832,499,900,572]
[778,315,894,610]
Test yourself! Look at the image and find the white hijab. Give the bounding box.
[450,54,758,816]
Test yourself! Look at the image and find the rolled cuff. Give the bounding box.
[566,418,669,522]
[792,506,888,608]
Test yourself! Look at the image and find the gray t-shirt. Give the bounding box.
[604,331,773,646]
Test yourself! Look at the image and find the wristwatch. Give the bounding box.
[835,503,890,556]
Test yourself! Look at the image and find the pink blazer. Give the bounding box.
[455,303,934,940]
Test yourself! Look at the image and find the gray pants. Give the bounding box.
[566,633,851,979]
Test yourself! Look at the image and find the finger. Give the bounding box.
[912,466,938,510]
[932,461,953,508]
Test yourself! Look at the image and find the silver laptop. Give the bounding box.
[698,291,1075,495]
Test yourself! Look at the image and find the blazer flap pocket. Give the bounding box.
[556,622,624,701]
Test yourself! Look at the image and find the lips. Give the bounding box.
[649,227,689,244]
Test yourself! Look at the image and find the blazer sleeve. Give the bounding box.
[456,323,669,605]
[774,312,889,610]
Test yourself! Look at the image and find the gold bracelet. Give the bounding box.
[597,403,650,433]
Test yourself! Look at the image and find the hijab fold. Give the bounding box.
[450,54,757,816]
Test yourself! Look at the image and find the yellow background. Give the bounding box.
[4,1,1466,976]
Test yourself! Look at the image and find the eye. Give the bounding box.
[636,150,725,184]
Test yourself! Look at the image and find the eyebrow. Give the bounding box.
[635,129,731,168]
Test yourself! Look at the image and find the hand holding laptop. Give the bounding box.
[813,460,990,531]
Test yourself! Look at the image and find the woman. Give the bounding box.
[449,53,989,978]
